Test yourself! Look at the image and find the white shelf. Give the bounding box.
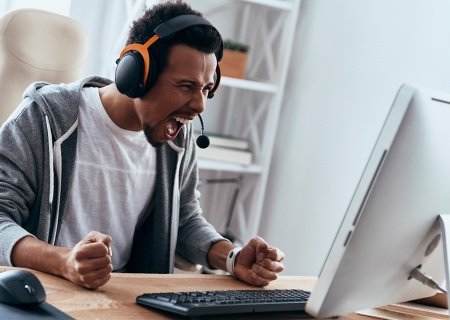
[198,159,263,174]
[219,76,278,93]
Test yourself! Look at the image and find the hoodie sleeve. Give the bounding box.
[0,97,47,266]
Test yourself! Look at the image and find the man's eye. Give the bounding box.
[179,84,192,91]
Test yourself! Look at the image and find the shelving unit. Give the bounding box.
[193,0,301,244]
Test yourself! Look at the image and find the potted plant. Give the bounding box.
[219,39,249,79]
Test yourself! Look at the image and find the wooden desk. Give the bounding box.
[0,267,368,319]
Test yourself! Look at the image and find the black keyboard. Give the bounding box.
[136,289,310,317]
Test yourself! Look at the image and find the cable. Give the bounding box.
[409,266,447,294]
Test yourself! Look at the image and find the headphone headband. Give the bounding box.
[154,15,213,40]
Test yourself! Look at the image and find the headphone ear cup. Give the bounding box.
[208,64,221,99]
[115,51,158,98]
[115,51,145,98]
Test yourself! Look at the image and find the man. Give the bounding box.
[0,1,284,289]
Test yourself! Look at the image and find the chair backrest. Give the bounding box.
[0,8,89,125]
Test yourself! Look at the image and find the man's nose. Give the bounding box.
[189,91,206,114]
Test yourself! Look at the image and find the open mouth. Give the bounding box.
[166,116,192,140]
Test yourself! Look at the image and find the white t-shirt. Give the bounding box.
[56,87,156,271]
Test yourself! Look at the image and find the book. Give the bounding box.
[196,145,253,165]
[194,132,250,150]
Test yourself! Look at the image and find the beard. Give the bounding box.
[143,124,163,148]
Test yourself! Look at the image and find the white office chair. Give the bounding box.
[0,8,89,125]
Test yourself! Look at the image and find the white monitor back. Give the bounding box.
[306,84,450,318]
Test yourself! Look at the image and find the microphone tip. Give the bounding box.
[196,135,210,149]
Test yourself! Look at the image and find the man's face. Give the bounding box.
[135,44,217,147]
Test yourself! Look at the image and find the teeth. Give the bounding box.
[173,117,191,125]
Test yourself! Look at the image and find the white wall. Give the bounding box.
[259,0,450,276]
[70,0,128,79]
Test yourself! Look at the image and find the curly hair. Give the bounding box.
[127,1,223,75]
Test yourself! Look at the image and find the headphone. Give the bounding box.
[115,14,222,99]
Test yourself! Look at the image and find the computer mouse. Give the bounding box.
[0,269,46,305]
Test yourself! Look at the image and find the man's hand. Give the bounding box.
[12,231,113,290]
[207,237,285,287]
[63,231,113,289]
[233,236,285,286]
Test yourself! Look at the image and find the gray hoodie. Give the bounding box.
[0,76,224,273]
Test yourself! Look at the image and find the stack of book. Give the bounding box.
[194,132,253,165]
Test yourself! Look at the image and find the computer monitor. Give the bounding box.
[306,84,450,318]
